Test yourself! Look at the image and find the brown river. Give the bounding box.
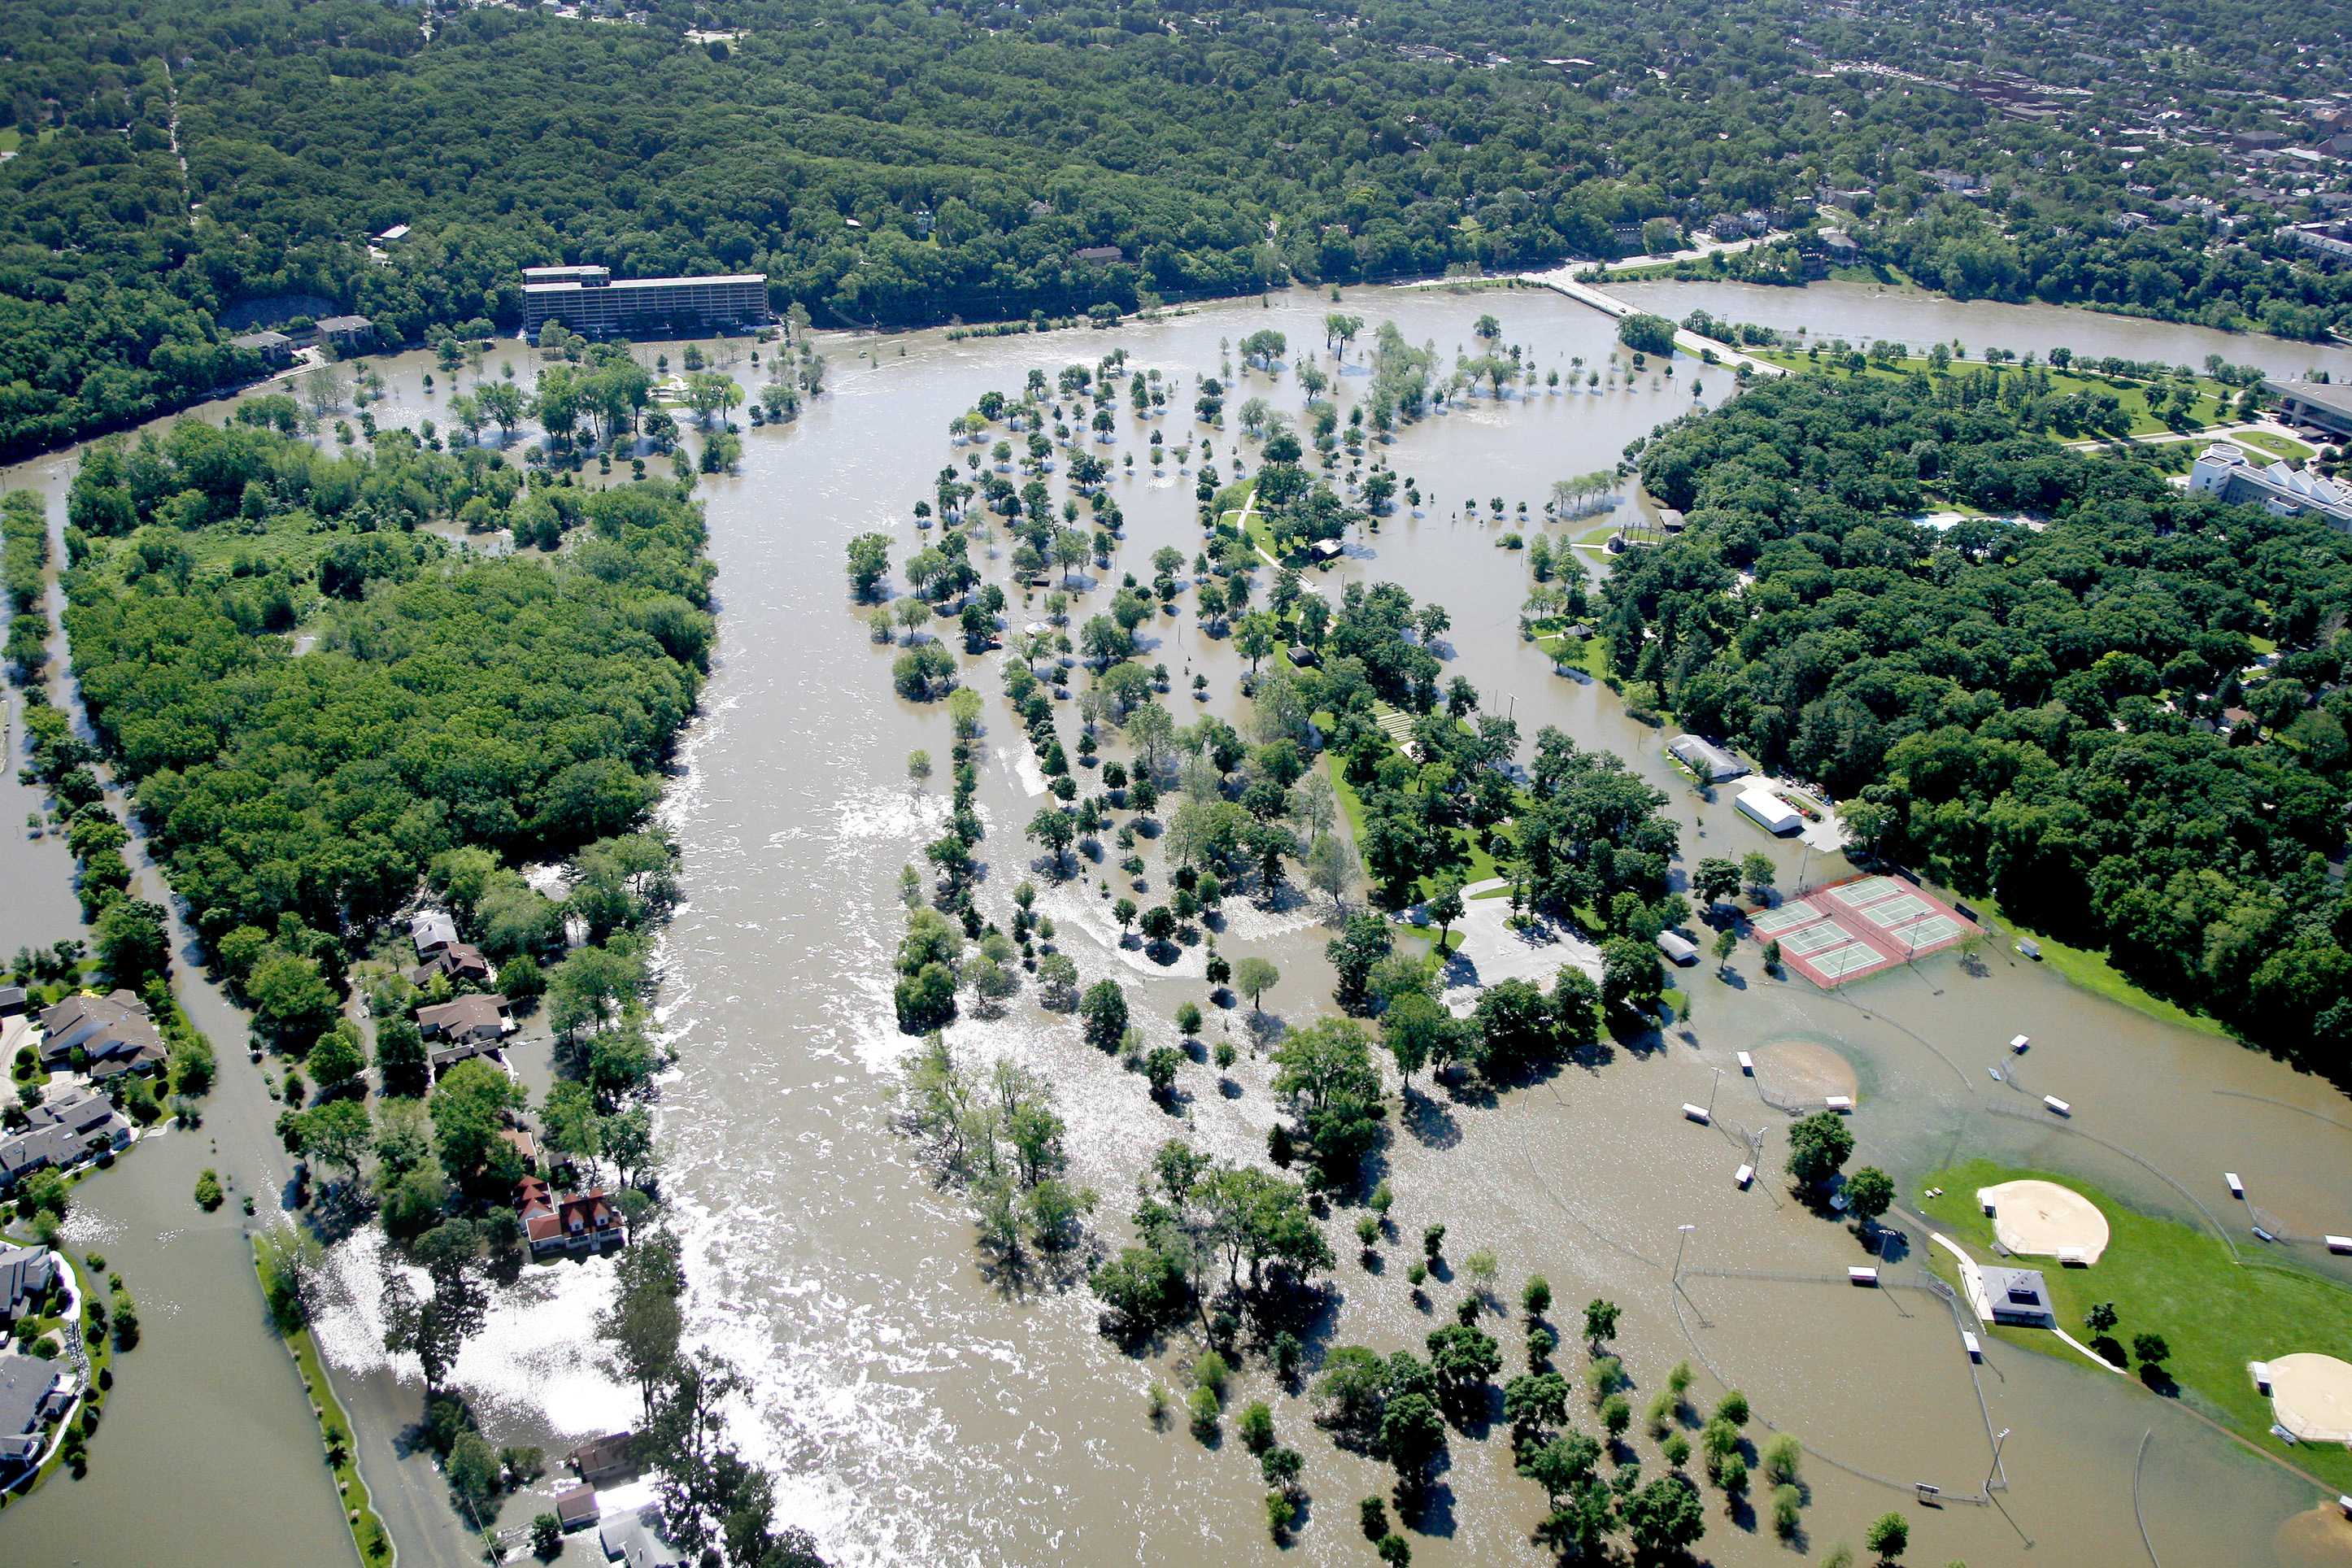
[5,277,2352,1566]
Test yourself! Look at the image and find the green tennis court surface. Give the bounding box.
[1778,922,1850,957]
[1860,892,1934,927]
[1827,876,1906,908]
[1884,913,1962,951]
[1810,943,1889,979]
[1750,903,1828,936]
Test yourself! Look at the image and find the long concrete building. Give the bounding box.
[2189,441,2352,529]
[2267,378,2352,442]
[520,265,769,339]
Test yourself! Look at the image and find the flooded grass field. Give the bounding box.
[4,279,2351,1565]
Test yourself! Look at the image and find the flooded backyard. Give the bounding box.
[3,279,2351,1565]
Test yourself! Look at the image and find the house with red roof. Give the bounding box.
[518,1175,626,1260]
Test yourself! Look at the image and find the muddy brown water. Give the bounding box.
[1610,276,2352,383]
[2,281,2348,1565]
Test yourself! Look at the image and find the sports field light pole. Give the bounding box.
[1985,1426,2011,1494]
[1673,1222,1696,1299]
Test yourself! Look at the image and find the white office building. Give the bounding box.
[521,266,770,339]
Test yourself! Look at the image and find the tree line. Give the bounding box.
[11,0,2350,455]
[1605,372,2352,1063]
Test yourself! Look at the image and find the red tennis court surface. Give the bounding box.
[1747,875,1981,987]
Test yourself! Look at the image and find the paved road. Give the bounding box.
[1517,268,1788,380]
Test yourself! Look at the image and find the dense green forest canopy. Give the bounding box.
[7,0,2352,458]
[1605,374,2352,1061]
[59,419,712,946]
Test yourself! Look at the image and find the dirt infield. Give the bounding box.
[2274,1502,2352,1568]
[1750,875,1978,988]
[1977,1178,2110,1264]
[2269,1352,2352,1445]
[1752,1037,1859,1103]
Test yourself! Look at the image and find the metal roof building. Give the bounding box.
[1669,734,1749,783]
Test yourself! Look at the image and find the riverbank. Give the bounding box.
[255,1241,393,1566]
[1609,277,2352,385]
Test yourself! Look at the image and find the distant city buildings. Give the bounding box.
[520,265,770,340]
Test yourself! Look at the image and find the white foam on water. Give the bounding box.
[307,1227,638,1438]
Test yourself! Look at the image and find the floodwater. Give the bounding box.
[2,279,2349,1566]
[1610,276,2352,384]
[0,542,355,1562]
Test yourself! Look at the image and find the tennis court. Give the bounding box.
[1810,943,1891,980]
[1777,921,1851,957]
[1858,891,1934,927]
[1750,903,1828,937]
[1884,912,1963,952]
[1827,876,1906,908]
[1750,875,1980,988]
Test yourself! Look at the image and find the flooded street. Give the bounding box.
[3,279,2350,1565]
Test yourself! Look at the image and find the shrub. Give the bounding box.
[1237,1400,1274,1454]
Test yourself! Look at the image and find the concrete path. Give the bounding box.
[2063,418,2307,454]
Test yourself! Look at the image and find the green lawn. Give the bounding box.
[1215,483,1294,564]
[1921,1159,2352,1491]
[1527,616,1610,682]
[2234,429,2316,463]
[1324,748,1505,904]
[1752,350,2236,438]
[1823,262,1923,288]
[1988,903,2228,1039]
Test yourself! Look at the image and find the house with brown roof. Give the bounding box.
[497,1125,541,1169]
[409,942,495,987]
[567,1430,640,1483]
[37,991,168,1079]
[553,1480,599,1531]
[416,994,512,1045]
